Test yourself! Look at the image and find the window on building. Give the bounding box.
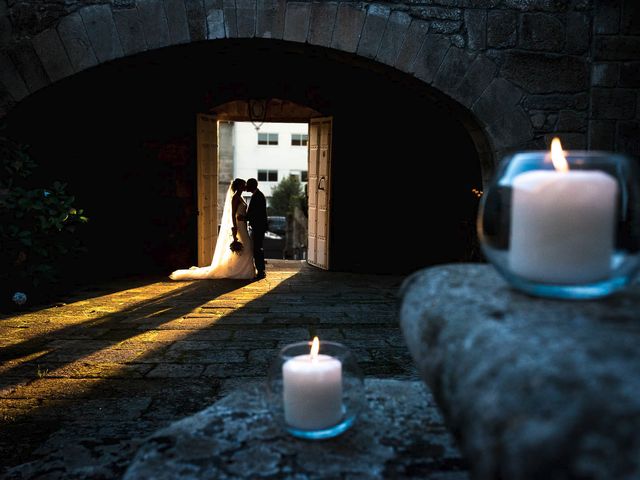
[291,133,308,146]
[258,132,279,145]
[301,170,308,182]
[258,170,278,182]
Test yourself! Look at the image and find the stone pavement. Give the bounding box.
[0,260,441,478]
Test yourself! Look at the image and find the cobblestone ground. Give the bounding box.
[0,260,420,478]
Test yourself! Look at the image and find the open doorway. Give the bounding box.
[217,120,310,262]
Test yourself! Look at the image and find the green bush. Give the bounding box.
[0,133,88,309]
[268,175,306,217]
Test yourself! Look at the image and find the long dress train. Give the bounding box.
[169,186,255,280]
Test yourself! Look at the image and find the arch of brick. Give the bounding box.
[1,1,638,181]
[0,1,534,183]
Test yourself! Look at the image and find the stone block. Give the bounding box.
[137,0,171,49]
[591,88,636,120]
[522,93,588,111]
[57,12,99,72]
[566,12,590,54]
[375,10,410,66]
[223,0,237,38]
[487,10,516,48]
[411,6,462,21]
[410,2,463,20]
[545,112,558,130]
[164,0,191,44]
[185,0,207,41]
[595,35,640,61]
[31,28,73,83]
[591,62,619,87]
[395,18,429,72]
[433,46,476,99]
[256,0,285,39]
[530,112,546,129]
[454,55,498,108]
[519,13,564,52]
[450,33,465,48]
[400,264,640,480]
[430,20,462,34]
[617,120,640,158]
[308,1,337,47]
[501,52,588,93]
[622,0,640,34]
[472,78,532,149]
[489,107,534,150]
[331,3,366,53]
[0,52,28,101]
[113,8,148,55]
[588,119,616,150]
[205,1,225,39]
[283,2,311,43]
[236,0,256,38]
[8,42,50,93]
[412,33,450,84]
[356,4,390,59]
[79,5,124,62]
[620,62,640,87]
[555,110,586,132]
[594,1,620,34]
[465,9,486,51]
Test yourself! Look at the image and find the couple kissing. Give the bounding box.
[170,178,267,281]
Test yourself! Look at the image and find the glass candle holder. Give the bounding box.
[477,148,640,299]
[266,340,364,440]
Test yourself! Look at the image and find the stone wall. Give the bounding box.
[0,0,638,164]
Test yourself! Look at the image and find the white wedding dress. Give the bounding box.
[169,186,255,280]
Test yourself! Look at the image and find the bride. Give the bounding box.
[170,178,256,280]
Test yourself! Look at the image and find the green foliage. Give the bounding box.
[268,175,305,217]
[0,133,88,307]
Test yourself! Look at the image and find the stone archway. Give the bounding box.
[0,1,538,184]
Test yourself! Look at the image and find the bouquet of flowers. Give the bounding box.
[229,240,243,255]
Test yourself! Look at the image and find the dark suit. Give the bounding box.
[246,188,268,274]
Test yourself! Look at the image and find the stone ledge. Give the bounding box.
[124,379,469,479]
[399,263,640,480]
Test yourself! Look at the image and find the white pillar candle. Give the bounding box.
[509,159,618,284]
[282,338,342,430]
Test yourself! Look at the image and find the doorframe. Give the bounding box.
[307,116,333,270]
[196,114,219,267]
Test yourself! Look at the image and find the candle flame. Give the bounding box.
[310,336,319,360]
[551,137,569,173]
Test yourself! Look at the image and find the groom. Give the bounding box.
[244,178,268,280]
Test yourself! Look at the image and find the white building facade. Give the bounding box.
[232,122,309,203]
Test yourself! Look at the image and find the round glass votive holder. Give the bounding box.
[266,340,365,440]
[477,149,640,299]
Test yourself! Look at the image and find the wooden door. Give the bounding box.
[197,114,218,266]
[307,117,333,269]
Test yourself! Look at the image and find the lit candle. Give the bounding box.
[282,337,343,430]
[509,138,618,284]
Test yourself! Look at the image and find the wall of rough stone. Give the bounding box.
[0,0,638,159]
